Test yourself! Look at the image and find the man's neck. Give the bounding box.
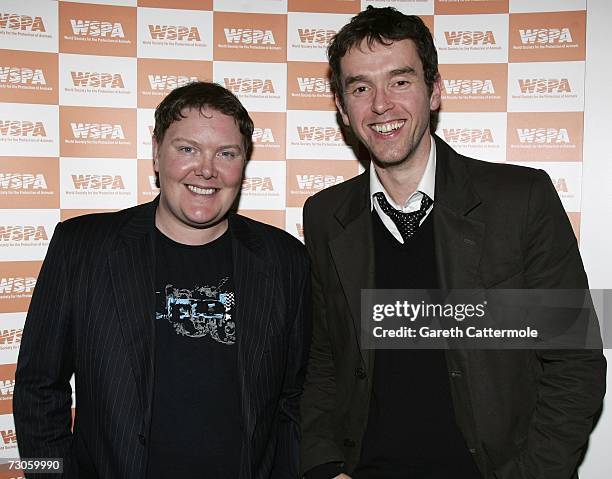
[373,134,432,205]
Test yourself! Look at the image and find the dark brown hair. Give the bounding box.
[153,81,254,158]
[328,6,439,129]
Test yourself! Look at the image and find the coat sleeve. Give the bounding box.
[493,170,606,479]
[271,248,312,478]
[299,197,346,475]
[13,222,74,477]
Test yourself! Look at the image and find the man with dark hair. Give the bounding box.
[14,81,311,478]
[300,7,605,479]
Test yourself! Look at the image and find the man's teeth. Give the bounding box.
[373,121,404,134]
[187,185,215,195]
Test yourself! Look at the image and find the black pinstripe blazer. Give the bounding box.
[13,199,311,479]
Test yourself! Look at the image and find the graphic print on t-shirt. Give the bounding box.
[155,277,236,344]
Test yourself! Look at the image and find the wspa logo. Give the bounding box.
[240,161,285,209]
[224,77,275,96]
[148,24,201,42]
[242,176,275,192]
[224,27,275,45]
[70,71,125,89]
[70,19,125,38]
[0,13,45,32]
[61,106,136,157]
[70,122,125,140]
[286,159,358,206]
[297,28,335,45]
[288,62,334,110]
[71,174,126,190]
[442,128,494,144]
[288,12,352,61]
[516,128,570,144]
[296,174,344,190]
[444,30,496,46]
[148,74,197,91]
[0,120,46,137]
[214,12,285,62]
[0,225,48,242]
[509,11,585,62]
[0,276,35,295]
[506,112,582,162]
[435,14,507,63]
[519,28,572,45]
[296,126,343,144]
[137,58,212,108]
[443,79,495,96]
[0,173,48,190]
[60,2,135,56]
[438,64,506,112]
[287,110,354,159]
[518,78,571,94]
[0,50,58,104]
[0,67,46,87]
[297,77,331,94]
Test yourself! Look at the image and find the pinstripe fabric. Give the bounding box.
[13,200,311,479]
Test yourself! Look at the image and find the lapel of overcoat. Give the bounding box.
[108,200,157,437]
[228,214,275,471]
[328,173,376,375]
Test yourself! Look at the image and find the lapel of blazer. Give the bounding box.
[433,135,485,290]
[328,173,376,372]
[108,200,157,430]
[228,214,274,445]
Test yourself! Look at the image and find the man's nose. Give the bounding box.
[195,154,217,179]
[372,87,393,115]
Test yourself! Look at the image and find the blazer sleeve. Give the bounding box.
[13,222,75,475]
[299,197,346,475]
[493,170,606,479]
[271,248,312,478]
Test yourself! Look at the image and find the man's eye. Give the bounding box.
[179,146,194,153]
[394,80,410,87]
[218,151,236,158]
[352,86,369,94]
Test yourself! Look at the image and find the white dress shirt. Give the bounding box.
[369,135,436,244]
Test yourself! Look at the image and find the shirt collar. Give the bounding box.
[369,135,436,211]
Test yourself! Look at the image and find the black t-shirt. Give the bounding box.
[147,228,242,478]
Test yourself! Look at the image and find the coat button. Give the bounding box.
[138,434,146,445]
[468,448,476,454]
[449,370,462,378]
[344,438,356,448]
[355,367,366,379]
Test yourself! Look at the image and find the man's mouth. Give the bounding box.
[187,185,216,195]
[371,120,405,135]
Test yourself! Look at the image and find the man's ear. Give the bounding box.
[430,74,442,112]
[152,136,159,172]
[335,94,350,127]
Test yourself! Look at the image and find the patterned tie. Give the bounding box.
[374,191,433,242]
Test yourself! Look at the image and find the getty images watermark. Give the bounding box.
[361,289,610,350]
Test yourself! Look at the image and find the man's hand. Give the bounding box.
[333,475,352,479]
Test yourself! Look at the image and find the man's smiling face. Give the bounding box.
[153,107,245,244]
[336,38,441,168]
